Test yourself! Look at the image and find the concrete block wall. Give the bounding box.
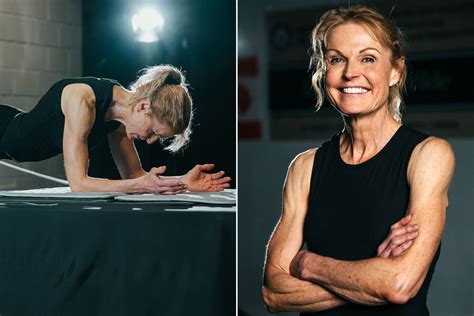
[0,0,82,189]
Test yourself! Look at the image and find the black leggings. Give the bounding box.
[0,104,24,159]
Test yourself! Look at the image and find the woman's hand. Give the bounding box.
[139,166,187,194]
[376,215,419,258]
[180,164,231,192]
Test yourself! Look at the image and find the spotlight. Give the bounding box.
[131,7,164,43]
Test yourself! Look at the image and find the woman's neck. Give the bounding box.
[105,86,133,124]
[340,108,401,164]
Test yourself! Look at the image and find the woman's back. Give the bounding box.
[1,77,119,162]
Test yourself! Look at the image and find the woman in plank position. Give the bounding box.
[263,5,454,315]
[0,65,231,194]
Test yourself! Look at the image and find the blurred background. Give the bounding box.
[238,0,473,315]
[0,0,236,189]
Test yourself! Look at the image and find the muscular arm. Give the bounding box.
[61,84,185,193]
[262,149,347,313]
[108,125,146,179]
[291,137,455,304]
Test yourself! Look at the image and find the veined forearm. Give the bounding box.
[263,270,346,313]
[297,253,393,305]
[69,176,143,193]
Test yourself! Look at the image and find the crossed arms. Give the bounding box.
[262,137,455,312]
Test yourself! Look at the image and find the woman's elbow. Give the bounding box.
[384,274,419,304]
[69,183,84,192]
[385,290,411,305]
[262,286,280,313]
[68,178,88,192]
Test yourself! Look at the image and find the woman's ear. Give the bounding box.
[136,98,153,113]
[389,57,405,87]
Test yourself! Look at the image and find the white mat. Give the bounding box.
[0,187,236,205]
[115,189,236,205]
[0,187,124,199]
[165,205,236,212]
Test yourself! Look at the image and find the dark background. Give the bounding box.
[82,0,235,184]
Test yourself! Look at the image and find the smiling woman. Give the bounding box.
[0,65,231,194]
[262,5,455,315]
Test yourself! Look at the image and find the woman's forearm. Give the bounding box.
[263,267,346,313]
[69,176,143,193]
[291,251,398,305]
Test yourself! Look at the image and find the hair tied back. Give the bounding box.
[163,73,182,86]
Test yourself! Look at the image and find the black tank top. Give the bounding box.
[1,77,121,162]
[303,125,439,316]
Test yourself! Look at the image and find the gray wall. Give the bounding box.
[238,0,473,315]
[0,0,82,189]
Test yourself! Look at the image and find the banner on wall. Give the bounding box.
[238,56,262,140]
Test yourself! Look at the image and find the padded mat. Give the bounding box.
[115,189,236,205]
[0,187,124,199]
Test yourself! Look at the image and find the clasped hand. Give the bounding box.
[140,164,232,194]
[141,166,187,194]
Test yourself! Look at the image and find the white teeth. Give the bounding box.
[342,87,368,94]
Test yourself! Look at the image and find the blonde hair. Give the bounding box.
[310,5,407,122]
[129,65,193,152]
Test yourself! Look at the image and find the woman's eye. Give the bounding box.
[362,56,375,63]
[329,57,345,64]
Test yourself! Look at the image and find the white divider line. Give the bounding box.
[0,161,68,185]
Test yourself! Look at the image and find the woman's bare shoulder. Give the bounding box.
[408,136,455,183]
[290,148,318,170]
[411,136,455,165]
[61,83,96,107]
[286,148,318,181]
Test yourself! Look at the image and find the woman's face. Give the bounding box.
[324,22,400,117]
[127,100,174,144]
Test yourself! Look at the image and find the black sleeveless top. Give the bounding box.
[303,125,440,316]
[1,77,121,162]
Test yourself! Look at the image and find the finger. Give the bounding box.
[158,191,177,195]
[213,177,232,184]
[198,164,215,171]
[389,224,419,239]
[400,214,412,224]
[390,240,413,258]
[377,224,418,255]
[157,178,186,187]
[156,188,185,195]
[390,214,411,229]
[379,245,393,258]
[208,188,223,192]
[208,183,232,192]
[377,239,390,256]
[150,166,167,175]
[155,184,187,193]
[160,189,187,195]
[390,231,418,246]
[210,171,225,180]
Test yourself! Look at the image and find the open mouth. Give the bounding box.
[340,87,370,94]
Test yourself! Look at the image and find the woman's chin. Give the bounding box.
[334,105,366,117]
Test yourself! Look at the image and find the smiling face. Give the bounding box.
[126,99,175,145]
[324,22,401,118]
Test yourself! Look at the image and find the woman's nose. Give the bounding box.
[343,61,361,80]
[146,134,159,145]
